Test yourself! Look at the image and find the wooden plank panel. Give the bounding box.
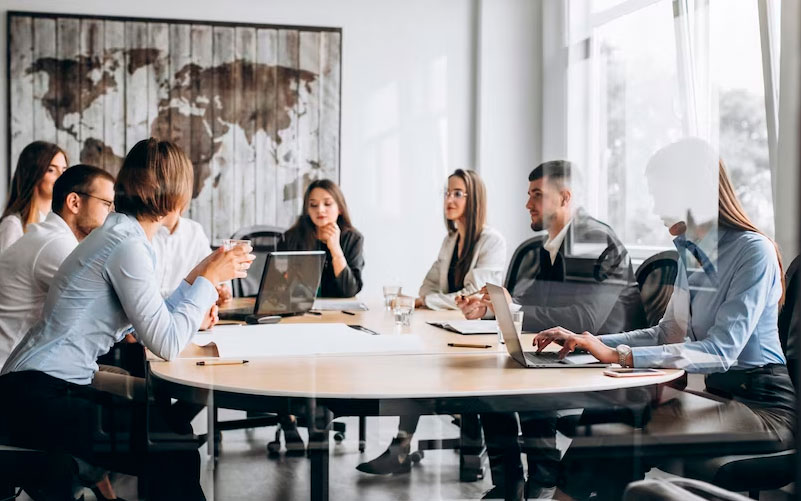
[125,22,149,151]
[211,26,235,240]
[103,21,126,175]
[169,24,192,160]
[189,25,213,236]
[79,18,105,165]
[275,29,300,229]
[255,29,278,227]
[298,31,320,193]
[31,17,57,144]
[319,31,341,181]
[9,16,33,176]
[148,23,170,141]
[234,27,257,231]
[56,18,81,166]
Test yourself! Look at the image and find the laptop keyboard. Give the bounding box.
[523,351,567,366]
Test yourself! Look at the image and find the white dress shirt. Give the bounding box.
[0,211,47,254]
[151,217,212,297]
[0,212,78,365]
[542,220,571,265]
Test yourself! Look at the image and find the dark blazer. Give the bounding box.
[510,208,646,334]
[279,226,365,298]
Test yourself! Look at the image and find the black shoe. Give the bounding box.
[481,480,524,500]
[355,437,412,475]
[282,422,306,456]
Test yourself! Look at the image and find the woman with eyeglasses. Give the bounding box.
[415,169,506,310]
[356,169,506,476]
[0,141,68,252]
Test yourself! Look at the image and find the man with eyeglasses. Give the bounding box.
[0,164,115,366]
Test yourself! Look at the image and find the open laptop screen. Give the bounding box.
[254,251,325,316]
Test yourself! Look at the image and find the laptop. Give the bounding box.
[219,250,325,321]
[485,283,608,368]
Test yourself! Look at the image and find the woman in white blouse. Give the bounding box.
[357,169,506,475]
[416,168,507,310]
[0,141,68,252]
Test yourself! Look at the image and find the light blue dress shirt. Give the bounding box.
[601,228,785,373]
[1,212,218,385]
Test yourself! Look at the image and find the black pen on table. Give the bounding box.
[341,310,356,316]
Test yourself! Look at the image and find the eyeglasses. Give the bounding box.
[76,192,115,212]
[444,189,468,200]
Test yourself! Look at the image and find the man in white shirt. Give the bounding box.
[0,164,115,364]
[152,211,231,303]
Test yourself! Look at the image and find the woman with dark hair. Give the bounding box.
[0,141,68,252]
[0,138,254,500]
[532,138,795,499]
[416,168,506,309]
[273,179,365,453]
[280,178,364,297]
[356,169,506,475]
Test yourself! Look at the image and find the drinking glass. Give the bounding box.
[222,239,252,251]
[392,295,415,327]
[497,310,524,347]
[383,285,402,311]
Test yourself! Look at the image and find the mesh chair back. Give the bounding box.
[778,255,800,388]
[230,225,285,297]
[635,250,679,327]
[504,235,547,294]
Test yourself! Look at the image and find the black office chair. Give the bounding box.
[635,250,679,327]
[504,235,547,295]
[675,254,800,499]
[228,225,285,298]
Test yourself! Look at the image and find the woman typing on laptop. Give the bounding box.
[0,138,254,501]
[532,138,794,499]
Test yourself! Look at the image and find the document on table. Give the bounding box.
[191,323,422,358]
[312,299,369,311]
[427,319,498,335]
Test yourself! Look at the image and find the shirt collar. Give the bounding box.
[543,219,572,264]
[45,211,73,235]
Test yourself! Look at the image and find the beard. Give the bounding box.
[530,221,544,232]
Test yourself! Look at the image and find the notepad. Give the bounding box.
[427,320,498,335]
[191,323,422,358]
[311,299,369,311]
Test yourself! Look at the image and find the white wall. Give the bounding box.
[477,0,543,257]
[0,0,479,297]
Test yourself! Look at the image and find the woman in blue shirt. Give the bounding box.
[0,138,254,501]
[533,138,794,498]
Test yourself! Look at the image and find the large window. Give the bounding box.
[566,0,780,253]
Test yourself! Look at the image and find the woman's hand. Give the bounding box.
[532,326,618,363]
[186,245,255,286]
[318,222,343,255]
[199,304,219,331]
[456,294,489,319]
[414,297,425,308]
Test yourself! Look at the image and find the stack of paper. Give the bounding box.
[312,299,369,311]
[192,323,422,358]
[427,319,498,335]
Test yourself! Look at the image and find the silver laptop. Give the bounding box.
[486,283,609,368]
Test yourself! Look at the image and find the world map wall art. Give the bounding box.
[7,12,342,240]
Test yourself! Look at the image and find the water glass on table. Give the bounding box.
[392,295,415,327]
[222,239,252,251]
[497,309,524,347]
[383,285,402,311]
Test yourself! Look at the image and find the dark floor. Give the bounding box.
[17,410,797,500]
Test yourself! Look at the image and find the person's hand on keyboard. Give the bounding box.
[532,326,618,363]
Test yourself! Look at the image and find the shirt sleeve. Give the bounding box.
[605,240,780,373]
[0,216,24,254]
[329,230,364,297]
[424,231,507,310]
[105,239,218,360]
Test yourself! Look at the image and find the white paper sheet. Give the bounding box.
[311,299,369,311]
[428,320,498,334]
[191,323,422,358]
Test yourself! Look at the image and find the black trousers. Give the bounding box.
[481,411,560,490]
[0,370,205,501]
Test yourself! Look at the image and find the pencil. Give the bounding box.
[196,360,249,366]
[448,343,492,349]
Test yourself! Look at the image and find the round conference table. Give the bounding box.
[149,298,684,500]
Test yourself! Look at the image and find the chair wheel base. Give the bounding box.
[333,432,345,443]
[409,450,424,463]
[266,440,281,457]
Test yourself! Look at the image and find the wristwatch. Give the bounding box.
[616,344,632,367]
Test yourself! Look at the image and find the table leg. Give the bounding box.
[308,404,332,501]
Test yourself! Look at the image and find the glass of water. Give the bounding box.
[383,285,402,311]
[222,239,252,251]
[392,295,415,327]
[497,309,524,347]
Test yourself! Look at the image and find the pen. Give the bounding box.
[457,290,484,301]
[196,360,249,366]
[341,310,356,316]
[448,343,492,349]
[306,311,322,316]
